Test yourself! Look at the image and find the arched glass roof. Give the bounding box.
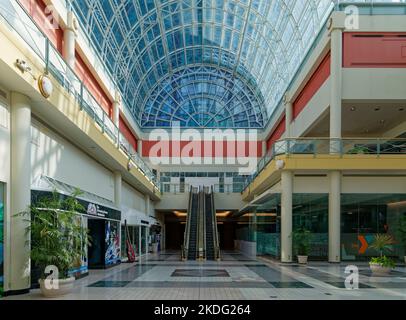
[71,0,397,129]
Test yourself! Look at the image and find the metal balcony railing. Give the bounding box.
[0,1,160,191]
[242,138,406,193]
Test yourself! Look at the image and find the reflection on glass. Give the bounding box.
[341,194,406,261]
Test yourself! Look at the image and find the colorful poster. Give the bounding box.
[69,216,89,278]
[0,184,4,297]
[105,221,120,266]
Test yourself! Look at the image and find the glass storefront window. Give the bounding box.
[255,194,328,260]
[141,226,147,255]
[293,194,328,260]
[256,194,281,258]
[341,194,406,261]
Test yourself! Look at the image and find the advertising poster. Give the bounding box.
[69,216,89,278]
[105,221,120,266]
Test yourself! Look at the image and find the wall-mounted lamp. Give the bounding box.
[275,159,285,170]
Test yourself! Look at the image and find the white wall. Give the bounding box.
[31,118,115,201]
[0,97,10,187]
[122,181,147,214]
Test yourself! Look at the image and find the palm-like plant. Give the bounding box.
[20,189,90,279]
[370,234,394,258]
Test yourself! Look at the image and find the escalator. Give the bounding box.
[183,187,199,260]
[182,186,220,261]
[204,187,220,261]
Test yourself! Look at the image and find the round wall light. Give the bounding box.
[275,159,285,170]
[38,74,53,98]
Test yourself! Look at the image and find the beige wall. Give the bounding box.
[31,118,115,201]
[122,181,149,214]
[269,175,406,194]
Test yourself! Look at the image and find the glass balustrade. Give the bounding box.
[0,1,159,191]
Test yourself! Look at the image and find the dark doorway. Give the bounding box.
[218,222,236,250]
[165,222,185,250]
[88,219,105,268]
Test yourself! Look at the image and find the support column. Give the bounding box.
[9,92,31,292]
[329,171,341,263]
[63,11,77,69]
[281,171,293,263]
[284,92,293,138]
[139,225,142,257]
[137,140,142,155]
[144,194,150,216]
[113,91,121,128]
[329,13,345,153]
[113,171,122,208]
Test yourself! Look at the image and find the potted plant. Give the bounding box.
[397,215,406,265]
[369,234,395,275]
[292,228,313,264]
[20,189,90,297]
[347,146,369,155]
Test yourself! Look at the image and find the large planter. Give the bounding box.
[298,256,308,264]
[369,263,392,276]
[39,277,75,298]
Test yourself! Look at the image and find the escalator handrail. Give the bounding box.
[211,186,221,260]
[183,185,194,259]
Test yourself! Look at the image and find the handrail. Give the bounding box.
[182,185,194,260]
[242,137,406,193]
[197,187,205,260]
[211,186,221,261]
[0,1,160,191]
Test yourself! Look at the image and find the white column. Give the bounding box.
[139,225,142,257]
[113,91,121,128]
[284,93,293,138]
[9,92,31,292]
[281,171,293,263]
[329,13,345,153]
[137,140,142,156]
[329,171,341,263]
[113,171,122,208]
[144,194,150,216]
[63,11,77,69]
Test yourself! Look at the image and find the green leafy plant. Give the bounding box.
[370,256,396,269]
[20,189,90,279]
[370,234,394,258]
[347,146,369,155]
[292,228,313,256]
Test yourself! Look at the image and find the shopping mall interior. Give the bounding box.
[0,0,406,301]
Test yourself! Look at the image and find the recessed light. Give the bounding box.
[350,107,356,112]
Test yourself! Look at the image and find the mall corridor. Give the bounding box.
[5,251,406,300]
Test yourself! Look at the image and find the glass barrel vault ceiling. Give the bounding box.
[71,0,397,129]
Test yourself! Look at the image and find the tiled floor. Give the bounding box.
[4,251,406,300]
